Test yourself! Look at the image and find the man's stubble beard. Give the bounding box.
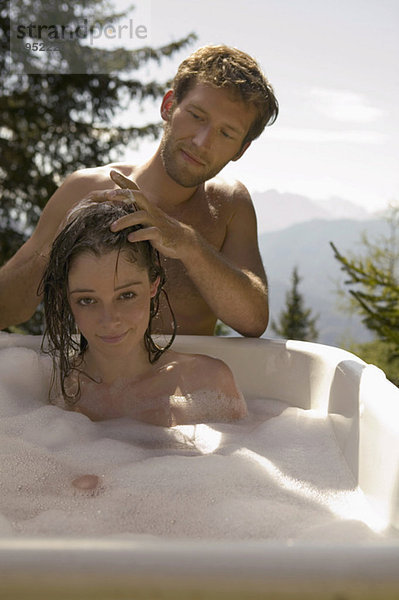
[159,122,228,188]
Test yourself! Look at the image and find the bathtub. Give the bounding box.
[0,333,398,599]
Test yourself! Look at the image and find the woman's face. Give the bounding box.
[67,250,159,357]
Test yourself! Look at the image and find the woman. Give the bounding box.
[41,199,247,427]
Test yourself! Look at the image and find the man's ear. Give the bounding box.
[232,141,251,162]
[160,90,174,121]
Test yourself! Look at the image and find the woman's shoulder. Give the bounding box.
[170,351,247,422]
[164,350,233,379]
[165,350,246,409]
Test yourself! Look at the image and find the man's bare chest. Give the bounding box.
[169,189,230,248]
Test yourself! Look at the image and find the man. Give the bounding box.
[0,45,278,336]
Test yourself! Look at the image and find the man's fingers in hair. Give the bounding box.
[93,187,153,214]
[86,188,134,202]
[127,226,164,246]
[110,169,140,191]
[109,171,155,212]
[110,211,151,232]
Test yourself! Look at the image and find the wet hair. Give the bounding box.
[40,199,176,407]
[171,44,279,146]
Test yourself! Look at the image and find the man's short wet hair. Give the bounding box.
[172,45,279,146]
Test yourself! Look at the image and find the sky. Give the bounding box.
[98,0,398,213]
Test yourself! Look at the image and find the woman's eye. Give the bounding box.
[221,130,233,139]
[77,297,95,306]
[119,291,136,300]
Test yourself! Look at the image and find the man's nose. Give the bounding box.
[192,125,213,149]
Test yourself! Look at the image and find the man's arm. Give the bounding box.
[181,183,268,337]
[0,167,115,329]
[107,172,268,337]
[0,237,49,328]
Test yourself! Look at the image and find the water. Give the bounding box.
[0,345,392,542]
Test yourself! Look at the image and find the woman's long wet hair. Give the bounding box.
[40,199,176,408]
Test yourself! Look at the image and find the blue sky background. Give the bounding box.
[104,0,398,214]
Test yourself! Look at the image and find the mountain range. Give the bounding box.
[251,189,374,233]
[252,191,388,346]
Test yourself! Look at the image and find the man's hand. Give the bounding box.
[87,170,194,260]
[85,169,268,336]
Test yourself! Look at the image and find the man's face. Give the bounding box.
[160,83,256,188]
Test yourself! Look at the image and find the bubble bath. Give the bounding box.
[0,342,393,542]
[0,333,398,598]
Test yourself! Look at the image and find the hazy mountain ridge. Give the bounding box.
[252,189,373,233]
[259,218,388,346]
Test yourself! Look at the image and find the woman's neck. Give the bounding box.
[81,345,152,385]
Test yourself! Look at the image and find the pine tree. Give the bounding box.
[271,266,319,341]
[1,0,195,332]
[330,204,399,349]
[1,0,196,262]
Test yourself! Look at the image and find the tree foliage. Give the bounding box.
[271,266,319,341]
[1,0,195,333]
[348,340,399,387]
[1,0,196,263]
[214,320,232,336]
[330,205,399,350]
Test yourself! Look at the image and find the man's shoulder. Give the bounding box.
[41,162,137,224]
[66,162,136,188]
[204,175,253,206]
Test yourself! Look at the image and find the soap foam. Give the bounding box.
[0,340,394,542]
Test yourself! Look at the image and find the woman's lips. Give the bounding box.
[98,332,128,344]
